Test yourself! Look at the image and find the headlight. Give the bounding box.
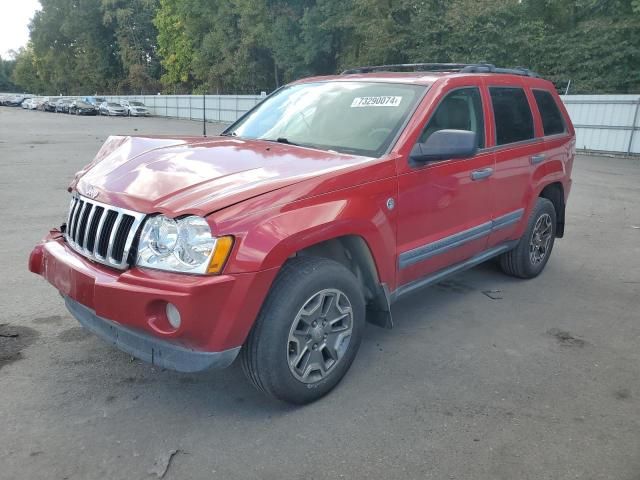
[136,215,233,274]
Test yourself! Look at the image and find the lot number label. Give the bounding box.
[350,96,403,108]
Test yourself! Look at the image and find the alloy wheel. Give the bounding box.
[287,288,353,384]
[529,213,553,265]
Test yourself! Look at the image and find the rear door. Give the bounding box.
[396,85,495,287]
[485,81,545,247]
[532,87,574,170]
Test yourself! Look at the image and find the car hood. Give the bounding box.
[72,135,376,217]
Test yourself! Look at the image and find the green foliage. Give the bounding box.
[9,0,640,94]
[0,56,17,91]
[101,0,162,93]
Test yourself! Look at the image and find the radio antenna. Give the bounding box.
[202,93,207,137]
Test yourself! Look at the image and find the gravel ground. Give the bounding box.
[1,107,639,480]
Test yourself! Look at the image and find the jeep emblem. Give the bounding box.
[85,185,99,199]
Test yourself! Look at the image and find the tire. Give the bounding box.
[499,197,556,279]
[241,256,365,404]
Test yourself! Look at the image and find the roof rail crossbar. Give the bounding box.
[341,62,539,77]
[459,64,539,77]
[341,63,475,75]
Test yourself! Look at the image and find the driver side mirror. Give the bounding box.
[410,129,478,163]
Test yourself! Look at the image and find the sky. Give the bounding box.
[0,0,41,58]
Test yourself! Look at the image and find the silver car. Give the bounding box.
[120,100,151,117]
[99,102,127,116]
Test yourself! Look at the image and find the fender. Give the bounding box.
[525,137,573,237]
[216,177,399,291]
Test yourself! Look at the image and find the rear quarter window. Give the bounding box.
[533,90,566,136]
[489,87,534,145]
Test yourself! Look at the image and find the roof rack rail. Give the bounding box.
[341,63,539,77]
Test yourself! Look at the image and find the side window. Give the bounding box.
[418,87,485,149]
[489,87,534,145]
[533,89,566,136]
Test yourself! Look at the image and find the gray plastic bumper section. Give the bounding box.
[64,296,240,373]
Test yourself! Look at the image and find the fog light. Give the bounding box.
[165,303,181,329]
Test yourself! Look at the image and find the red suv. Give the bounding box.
[29,63,574,404]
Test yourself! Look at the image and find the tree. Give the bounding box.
[11,47,45,93]
[12,0,640,94]
[0,55,17,91]
[101,0,162,93]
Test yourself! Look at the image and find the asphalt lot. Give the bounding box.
[1,106,639,480]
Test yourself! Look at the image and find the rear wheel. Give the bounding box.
[499,197,556,278]
[241,256,365,404]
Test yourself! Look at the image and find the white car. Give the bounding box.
[32,97,47,110]
[120,100,151,117]
[99,102,127,116]
[21,98,33,109]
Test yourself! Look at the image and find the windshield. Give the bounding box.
[107,103,121,107]
[77,101,92,107]
[227,81,426,157]
[130,102,144,106]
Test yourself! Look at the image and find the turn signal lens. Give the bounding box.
[207,236,234,274]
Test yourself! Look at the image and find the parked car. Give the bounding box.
[55,98,73,113]
[3,95,29,107]
[42,97,58,112]
[26,97,43,110]
[29,63,575,404]
[99,101,126,116]
[30,97,46,110]
[120,100,151,116]
[83,96,107,108]
[69,100,98,116]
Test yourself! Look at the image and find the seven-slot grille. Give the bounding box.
[64,194,146,269]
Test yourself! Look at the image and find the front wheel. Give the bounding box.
[499,197,556,279]
[241,256,365,404]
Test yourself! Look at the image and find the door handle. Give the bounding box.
[530,154,545,165]
[471,168,493,181]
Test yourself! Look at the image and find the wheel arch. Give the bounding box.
[538,182,565,238]
[295,235,393,328]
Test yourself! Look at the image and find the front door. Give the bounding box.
[396,86,495,288]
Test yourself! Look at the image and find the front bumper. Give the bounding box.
[65,296,239,372]
[30,232,277,371]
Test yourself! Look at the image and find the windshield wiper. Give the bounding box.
[220,131,237,137]
[264,137,299,146]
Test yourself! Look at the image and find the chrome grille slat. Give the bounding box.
[71,200,86,242]
[106,213,123,262]
[63,193,146,270]
[93,208,109,259]
[86,206,104,253]
[67,198,80,241]
[121,216,145,265]
[80,204,96,250]
[66,197,78,234]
